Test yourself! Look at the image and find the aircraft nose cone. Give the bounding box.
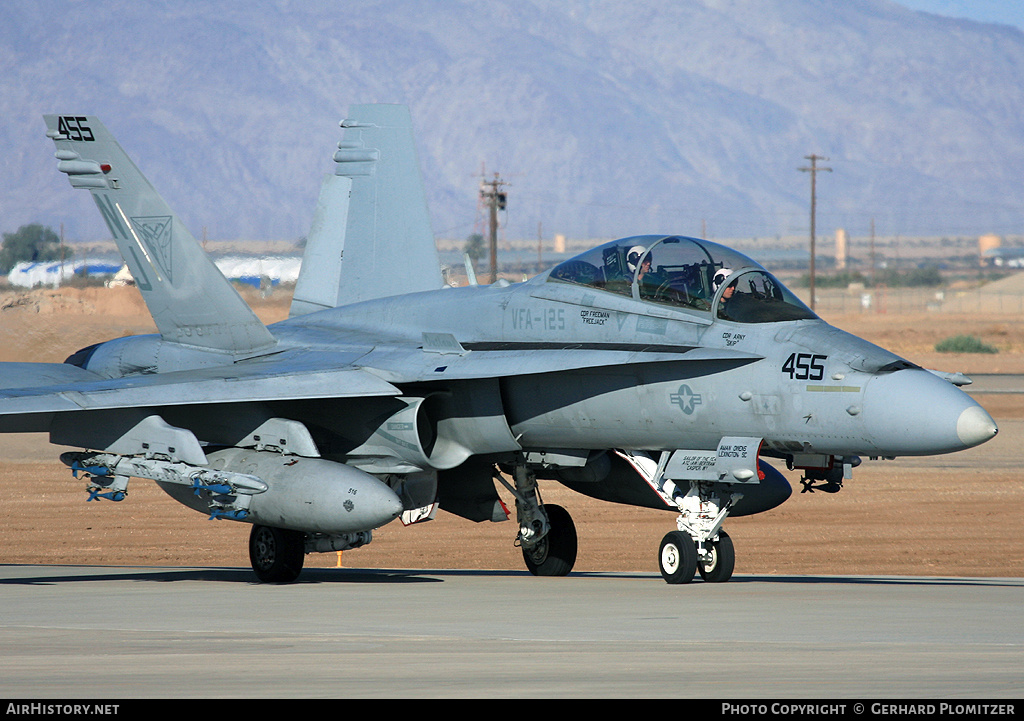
[862,369,998,455]
[957,404,998,448]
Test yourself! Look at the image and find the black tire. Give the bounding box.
[249,524,306,583]
[659,530,697,584]
[698,530,735,583]
[522,504,577,577]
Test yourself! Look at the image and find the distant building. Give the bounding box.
[212,256,302,288]
[979,233,1002,266]
[5,256,302,289]
[835,228,848,271]
[5,259,122,288]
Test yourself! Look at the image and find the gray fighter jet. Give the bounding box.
[0,107,997,584]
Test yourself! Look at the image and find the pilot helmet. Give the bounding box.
[713,267,734,290]
[626,246,649,274]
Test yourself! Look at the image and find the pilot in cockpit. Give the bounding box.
[627,245,665,298]
[713,267,736,316]
[626,245,650,282]
[713,267,734,296]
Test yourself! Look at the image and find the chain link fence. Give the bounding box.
[793,287,1024,315]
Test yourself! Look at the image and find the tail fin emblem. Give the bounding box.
[130,216,174,283]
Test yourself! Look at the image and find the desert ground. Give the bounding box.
[0,283,1021,578]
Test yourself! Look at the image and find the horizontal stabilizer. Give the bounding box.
[0,362,100,390]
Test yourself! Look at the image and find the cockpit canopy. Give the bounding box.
[547,235,816,323]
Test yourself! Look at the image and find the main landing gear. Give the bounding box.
[522,503,577,576]
[247,524,376,583]
[499,465,578,576]
[249,524,306,583]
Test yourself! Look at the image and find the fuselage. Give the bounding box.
[69,235,996,466]
[264,235,996,461]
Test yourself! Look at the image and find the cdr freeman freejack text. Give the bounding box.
[722,703,1015,716]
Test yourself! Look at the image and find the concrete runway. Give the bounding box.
[0,564,1021,698]
[966,373,1024,394]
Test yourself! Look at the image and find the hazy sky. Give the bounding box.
[893,0,1024,30]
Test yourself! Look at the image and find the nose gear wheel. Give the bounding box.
[698,530,735,583]
[659,530,697,584]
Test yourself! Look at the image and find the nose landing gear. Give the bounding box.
[658,529,735,584]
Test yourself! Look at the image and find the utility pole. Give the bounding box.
[479,173,507,284]
[869,217,876,287]
[537,221,543,272]
[799,154,831,311]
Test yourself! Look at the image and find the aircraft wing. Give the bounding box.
[0,349,399,418]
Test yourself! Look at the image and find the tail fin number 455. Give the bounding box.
[58,117,95,142]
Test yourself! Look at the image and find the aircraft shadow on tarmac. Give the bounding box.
[0,564,1019,588]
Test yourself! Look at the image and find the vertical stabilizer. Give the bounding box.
[289,104,443,316]
[44,115,276,356]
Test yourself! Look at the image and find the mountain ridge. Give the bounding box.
[2,0,1022,246]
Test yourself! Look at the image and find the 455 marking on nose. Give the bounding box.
[782,352,827,381]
